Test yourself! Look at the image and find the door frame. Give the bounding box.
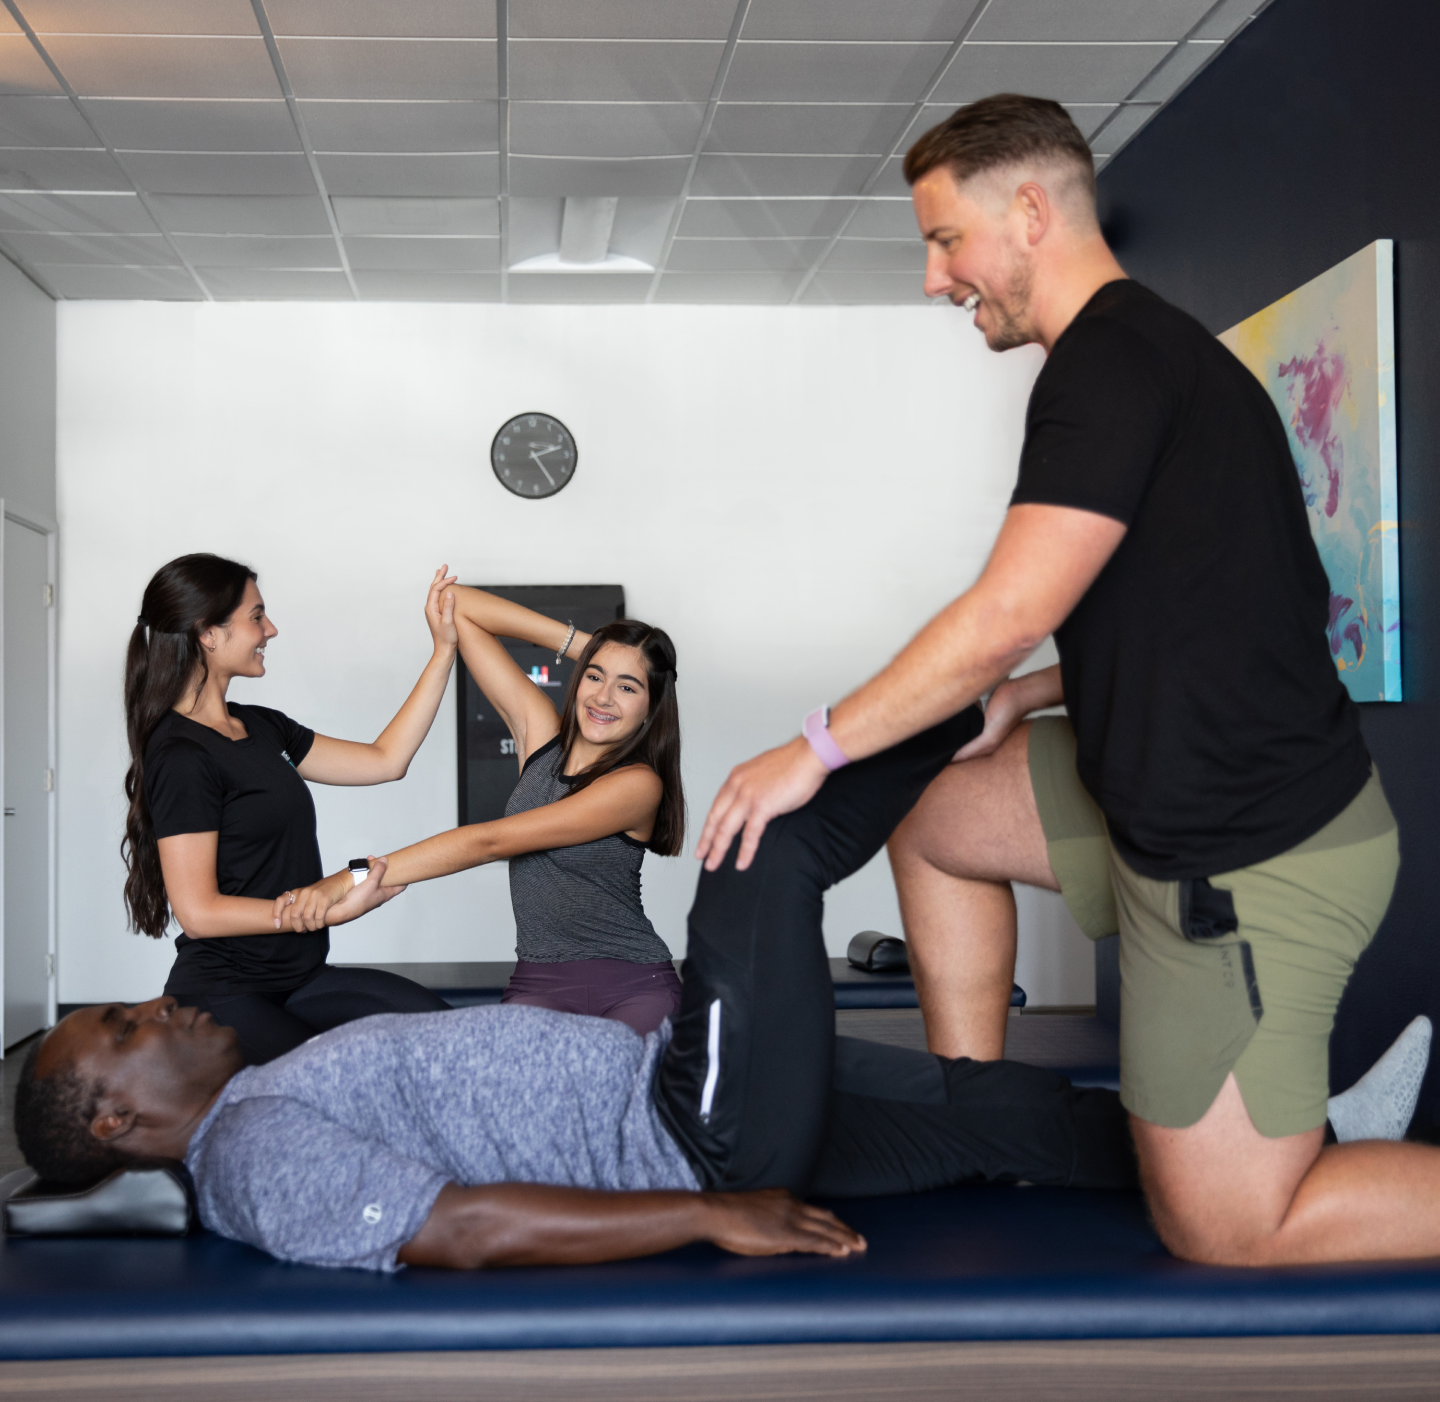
[0,500,59,1045]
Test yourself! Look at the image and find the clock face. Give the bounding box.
[491,413,577,499]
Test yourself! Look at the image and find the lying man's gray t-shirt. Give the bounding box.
[185,1005,698,1272]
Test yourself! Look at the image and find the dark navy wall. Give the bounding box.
[1096,0,1440,1120]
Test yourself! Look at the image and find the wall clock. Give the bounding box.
[491,413,577,499]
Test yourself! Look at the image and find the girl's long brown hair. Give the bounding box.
[557,620,684,856]
[123,553,256,937]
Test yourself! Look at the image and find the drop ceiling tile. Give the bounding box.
[0,36,63,95]
[744,0,980,42]
[1,229,175,263]
[509,154,689,198]
[267,1,496,38]
[934,42,1171,104]
[0,189,158,232]
[37,262,201,297]
[0,146,126,189]
[801,270,933,304]
[277,38,498,101]
[44,36,280,99]
[124,150,314,193]
[89,98,300,151]
[147,191,330,232]
[692,153,876,197]
[1129,40,1220,102]
[510,102,704,158]
[299,100,499,152]
[509,40,722,102]
[653,270,801,303]
[971,0,1216,43]
[0,96,94,145]
[677,197,854,238]
[868,155,907,196]
[315,151,499,195]
[199,265,351,296]
[666,236,824,272]
[344,234,499,270]
[355,269,500,299]
[1062,103,1117,140]
[844,198,917,238]
[824,237,924,272]
[354,269,498,299]
[170,232,339,265]
[706,103,911,155]
[331,194,497,234]
[1194,0,1258,40]
[1088,102,1158,153]
[512,0,736,40]
[505,271,652,302]
[725,43,948,104]
[25,1,260,35]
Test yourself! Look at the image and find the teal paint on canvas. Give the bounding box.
[1220,241,1400,702]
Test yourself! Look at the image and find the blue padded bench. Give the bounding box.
[3,1184,1440,1362]
[341,960,1029,1012]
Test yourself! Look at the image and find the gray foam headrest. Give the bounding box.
[0,1162,195,1237]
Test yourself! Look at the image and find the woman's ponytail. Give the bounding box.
[122,554,255,937]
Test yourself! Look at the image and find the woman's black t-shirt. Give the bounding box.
[145,704,327,994]
[1010,279,1370,881]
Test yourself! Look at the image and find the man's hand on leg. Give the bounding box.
[887,721,1056,1061]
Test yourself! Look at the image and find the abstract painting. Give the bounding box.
[1219,240,1400,702]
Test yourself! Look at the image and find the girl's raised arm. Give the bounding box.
[298,567,459,787]
[446,585,591,768]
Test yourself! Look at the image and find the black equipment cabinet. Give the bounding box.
[455,585,626,825]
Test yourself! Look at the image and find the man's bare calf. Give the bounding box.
[887,718,1057,1061]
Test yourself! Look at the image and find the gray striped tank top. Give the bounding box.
[505,737,672,965]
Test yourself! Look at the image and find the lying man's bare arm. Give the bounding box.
[397,1183,865,1269]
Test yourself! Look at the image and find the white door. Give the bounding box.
[4,518,51,1048]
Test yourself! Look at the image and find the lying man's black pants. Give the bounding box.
[653,709,1137,1198]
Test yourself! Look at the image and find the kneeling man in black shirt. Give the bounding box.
[695,94,1427,1268]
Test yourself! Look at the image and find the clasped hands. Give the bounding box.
[272,857,405,933]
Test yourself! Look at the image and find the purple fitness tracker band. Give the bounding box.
[803,706,850,771]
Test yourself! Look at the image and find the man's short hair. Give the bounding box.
[13,1041,128,1184]
[903,93,1096,209]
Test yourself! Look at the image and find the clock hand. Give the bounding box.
[529,451,556,487]
[527,442,561,457]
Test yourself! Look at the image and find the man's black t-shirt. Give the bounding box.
[1011,279,1370,880]
[145,704,327,994]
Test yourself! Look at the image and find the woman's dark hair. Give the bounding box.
[123,553,257,938]
[557,620,685,857]
[13,1041,128,1184]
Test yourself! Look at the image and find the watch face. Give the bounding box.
[491,413,577,499]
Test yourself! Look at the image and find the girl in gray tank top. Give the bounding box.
[288,589,684,1035]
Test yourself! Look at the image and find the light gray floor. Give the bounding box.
[0,1013,1117,1179]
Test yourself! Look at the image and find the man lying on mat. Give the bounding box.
[15,713,1144,1270]
[13,713,1418,1273]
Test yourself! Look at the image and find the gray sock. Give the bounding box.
[1327,1015,1432,1143]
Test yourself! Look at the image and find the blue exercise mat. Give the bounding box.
[3,1184,1439,1361]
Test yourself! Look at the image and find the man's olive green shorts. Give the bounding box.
[1027,716,1400,1138]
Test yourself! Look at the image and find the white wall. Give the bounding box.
[55,300,1095,1007]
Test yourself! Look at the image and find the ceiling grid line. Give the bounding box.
[643,0,754,305]
[0,0,214,301]
[497,0,510,303]
[250,0,358,301]
[788,0,998,306]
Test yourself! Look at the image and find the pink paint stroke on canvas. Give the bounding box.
[1328,589,1365,669]
[1278,341,1349,518]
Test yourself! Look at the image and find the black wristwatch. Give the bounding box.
[347,858,371,886]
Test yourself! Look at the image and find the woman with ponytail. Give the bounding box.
[280,589,685,1036]
[124,553,452,1063]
